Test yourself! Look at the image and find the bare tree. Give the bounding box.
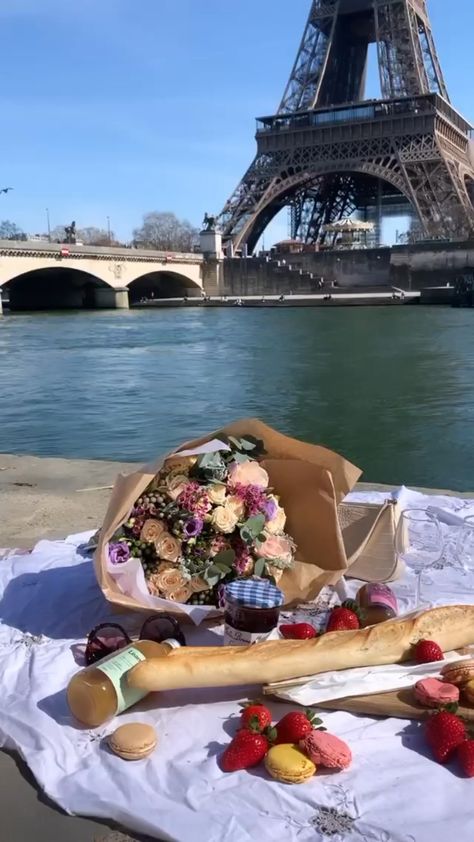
[0,220,26,240]
[77,227,116,246]
[49,224,67,243]
[132,212,198,252]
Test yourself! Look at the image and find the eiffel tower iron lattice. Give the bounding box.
[219,0,474,252]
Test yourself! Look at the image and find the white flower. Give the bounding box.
[266,505,287,534]
[211,506,239,534]
[225,495,246,520]
[207,483,227,505]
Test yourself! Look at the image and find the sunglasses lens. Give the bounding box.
[139,615,187,647]
[85,624,131,665]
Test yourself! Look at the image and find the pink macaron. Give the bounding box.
[300,730,352,770]
[414,677,459,708]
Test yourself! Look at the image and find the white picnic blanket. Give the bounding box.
[1,486,474,842]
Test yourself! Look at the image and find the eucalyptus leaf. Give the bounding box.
[240,515,266,540]
[215,562,233,574]
[239,437,257,451]
[240,528,253,545]
[232,452,251,464]
[213,549,236,567]
[254,558,265,578]
[227,435,243,450]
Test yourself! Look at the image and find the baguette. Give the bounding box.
[128,605,474,693]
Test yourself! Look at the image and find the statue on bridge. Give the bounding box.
[64,221,76,244]
[202,213,218,232]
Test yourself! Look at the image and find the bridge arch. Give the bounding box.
[230,164,417,253]
[1,266,116,311]
[127,269,202,304]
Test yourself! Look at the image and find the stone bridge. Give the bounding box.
[0,240,212,312]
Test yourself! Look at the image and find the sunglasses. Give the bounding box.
[85,614,187,666]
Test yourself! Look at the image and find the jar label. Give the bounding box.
[224,623,271,646]
[365,584,398,613]
[96,646,147,715]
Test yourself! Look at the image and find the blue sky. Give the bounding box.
[1,0,473,245]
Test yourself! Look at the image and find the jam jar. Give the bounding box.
[224,579,285,645]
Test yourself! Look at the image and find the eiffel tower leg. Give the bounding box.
[399,154,474,240]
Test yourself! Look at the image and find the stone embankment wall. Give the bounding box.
[220,241,474,295]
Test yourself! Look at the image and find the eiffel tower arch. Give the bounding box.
[219,0,474,252]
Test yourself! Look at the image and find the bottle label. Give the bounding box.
[365,584,398,613]
[96,646,147,715]
[223,623,271,646]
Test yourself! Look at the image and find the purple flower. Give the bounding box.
[109,542,131,565]
[264,498,278,521]
[184,517,204,538]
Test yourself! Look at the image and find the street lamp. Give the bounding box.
[107,216,111,245]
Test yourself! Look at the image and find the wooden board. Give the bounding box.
[311,688,474,721]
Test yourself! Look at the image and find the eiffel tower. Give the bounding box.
[219,0,474,253]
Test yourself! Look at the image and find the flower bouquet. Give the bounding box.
[108,435,296,609]
[95,419,361,623]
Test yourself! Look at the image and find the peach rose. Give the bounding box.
[207,483,227,505]
[258,534,293,564]
[140,518,166,544]
[266,505,287,535]
[230,460,269,489]
[224,495,246,520]
[155,533,182,563]
[166,585,193,604]
[156,561,174,574]
[165,473,190,501]
[211,505,239,534]
[151,567,187,595]
[190,576,209,593]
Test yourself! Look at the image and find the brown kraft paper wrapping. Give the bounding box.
[94,418,362,618]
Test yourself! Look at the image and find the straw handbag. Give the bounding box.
[338,499,405,583]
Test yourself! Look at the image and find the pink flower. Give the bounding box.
[229,460,269,489]
[258,535,293,564]
[177,482,211,517]
[228,482,269,517]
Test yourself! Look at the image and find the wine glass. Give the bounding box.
[395,509,443,607]
[456,515,474,571]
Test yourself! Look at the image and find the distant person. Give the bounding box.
[279,294,285,302]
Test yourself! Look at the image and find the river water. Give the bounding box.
[1,306,473,490]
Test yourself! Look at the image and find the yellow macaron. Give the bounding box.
[108,722,157,761]
[265,744,316,784]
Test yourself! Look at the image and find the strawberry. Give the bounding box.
[414,639,444,664]
[457,740,474,777]
[220,729,269,772]
[240,701,272,731]
[326,600,361,632]
[280,623,317,640]
[425,710,466,763]
[275,709,324,744]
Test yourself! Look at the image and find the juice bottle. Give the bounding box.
[356,583,398,627]
[67,639,180,727]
